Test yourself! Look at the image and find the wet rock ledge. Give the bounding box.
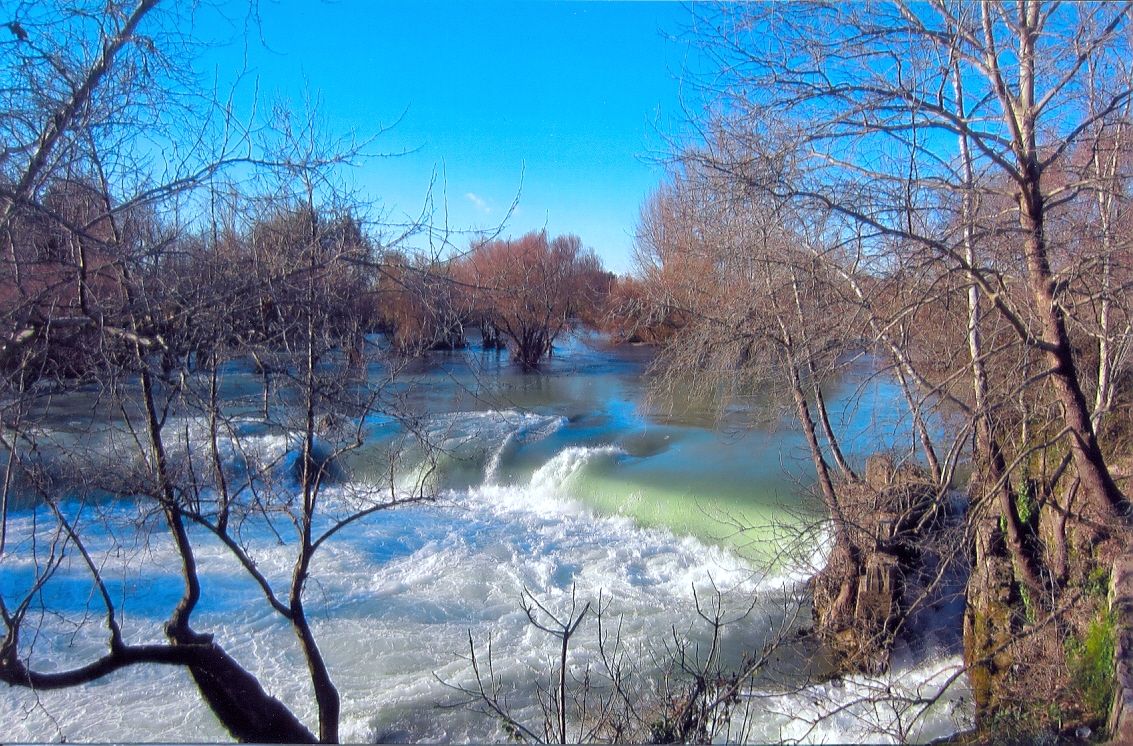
[1107,554,1133,744]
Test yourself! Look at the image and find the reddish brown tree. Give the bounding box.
[463,231,603,369]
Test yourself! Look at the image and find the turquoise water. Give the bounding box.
[380,334,933,555]
[0,333,969,743]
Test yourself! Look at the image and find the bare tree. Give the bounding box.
[687,0,1132,516]
[462,231,604,370]
[649,0,1133,736]
[446,585,802,744]
[0,4,437,742]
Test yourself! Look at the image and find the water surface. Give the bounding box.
[0,334,969,743]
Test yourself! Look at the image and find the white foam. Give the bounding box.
[481,411,567,483]
[735,654,972,744]
[0,420,970,744]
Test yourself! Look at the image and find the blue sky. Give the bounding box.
[195,1,703,275]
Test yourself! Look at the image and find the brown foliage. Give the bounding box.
[463,230,603,369]
[374,251,469,353]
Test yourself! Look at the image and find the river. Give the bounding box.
[1,333,970,743]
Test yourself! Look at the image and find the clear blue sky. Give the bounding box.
[194,1,703,275]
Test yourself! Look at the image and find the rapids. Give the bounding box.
[0,334,970,743]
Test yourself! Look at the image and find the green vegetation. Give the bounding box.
[1067,609,1117,727]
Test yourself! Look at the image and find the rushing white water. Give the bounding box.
[482,411,569,483]
[736,654,971,744]
[2,433,761,742]
[1,345,972,743]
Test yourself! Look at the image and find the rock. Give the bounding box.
[811,456,941,674]
[1107,553,1133,745]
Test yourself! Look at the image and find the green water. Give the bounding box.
[379,332,912,559]
[17,331,908,556]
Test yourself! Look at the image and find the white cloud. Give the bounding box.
[465,192,491,215]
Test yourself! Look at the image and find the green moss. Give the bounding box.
[1066,608,1116,725]
[965,594,1017,717]
[1018,584,1038,626]
[1014,480,1037,527]
[1084,566,1111,599]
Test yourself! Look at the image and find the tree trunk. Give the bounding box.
[167,627,318,743]
[1019,183,1127,521]
[291,607,340,743]
[790,271,858,483]
[1009,1,1126,522]
[955,66,1046,596]
[781,334,848,547]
